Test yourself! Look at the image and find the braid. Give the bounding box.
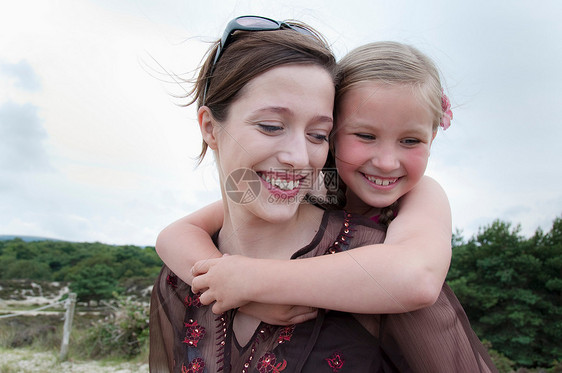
[330,175,347,210]
[377,201,399,227]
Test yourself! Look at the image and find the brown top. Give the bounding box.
[149,209,497,373]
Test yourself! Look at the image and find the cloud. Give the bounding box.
[0,60,41,91]
[0,0,560,245]
[0,101,51,172]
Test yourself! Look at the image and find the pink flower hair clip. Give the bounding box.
[440,91,453,130]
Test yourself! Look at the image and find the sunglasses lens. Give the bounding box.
[286,23,314,37]
[236,16,279,29]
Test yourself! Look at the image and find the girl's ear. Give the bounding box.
[198,106,218,150]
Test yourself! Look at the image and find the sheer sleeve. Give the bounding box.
[149,265,190,373]
[379,283,498,373]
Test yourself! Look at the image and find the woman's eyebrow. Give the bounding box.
[251,106,333,124]
[251,106,292,116]
[313,114,334,124]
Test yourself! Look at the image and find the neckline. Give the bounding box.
[290,209,333,259]
[231,309,266,353]
[211,209,332,259]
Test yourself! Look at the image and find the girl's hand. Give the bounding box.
[191,255,257,314]
[239,303,318,325]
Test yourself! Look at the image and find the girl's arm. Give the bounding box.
[192,176,452,314]
[155,200,224,285]
[156,200,318,325]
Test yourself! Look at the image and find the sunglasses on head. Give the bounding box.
[202,15,315,104]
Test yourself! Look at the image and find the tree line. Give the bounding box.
[1,215,560,369]
[447,216,561,369]
[0,239,163,303]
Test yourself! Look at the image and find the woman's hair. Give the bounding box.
[326,42,446,223]
[335,41,445,131]
[188,22,337,162]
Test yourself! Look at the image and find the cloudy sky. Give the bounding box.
[1,0,561,246]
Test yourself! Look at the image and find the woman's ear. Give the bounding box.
[198,106,218,150]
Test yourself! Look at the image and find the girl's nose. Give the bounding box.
[371,145,400,172]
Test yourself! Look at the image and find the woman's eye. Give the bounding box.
[355,133,375,140]
[258,124,283,133]
[309,133,329,143]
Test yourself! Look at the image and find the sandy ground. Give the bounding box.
[0,348,148,373]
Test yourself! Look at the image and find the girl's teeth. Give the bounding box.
[366,175,397,186]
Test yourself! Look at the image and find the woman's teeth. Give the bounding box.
[261,175,300,190]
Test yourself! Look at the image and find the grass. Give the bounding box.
[0,309,149,372]
[0,346,149,372]
[0,347,60,372]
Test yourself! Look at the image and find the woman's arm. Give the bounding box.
[192,176,452,314]
[155,200,224,285]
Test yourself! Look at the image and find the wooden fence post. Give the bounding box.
[60,292,76,361]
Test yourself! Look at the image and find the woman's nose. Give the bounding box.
[278,133,310,169]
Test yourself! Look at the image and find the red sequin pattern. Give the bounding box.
[184,293,202,308]
[257,352,287,373]
[181,357,205,373]
[166,274,178,288]
[182,320,206,347]
[277,325,295,344]
[325,351,345,372]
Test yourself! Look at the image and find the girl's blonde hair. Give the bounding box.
[335,41,445,131]
[327,42,446,223]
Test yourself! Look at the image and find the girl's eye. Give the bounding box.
[401,138,421,145]
[355,133,375,140]
[258,124,283,134]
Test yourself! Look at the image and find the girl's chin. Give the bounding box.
[357,194,398,210]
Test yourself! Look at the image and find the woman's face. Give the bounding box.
[334,82,436,211]
[207,64,334,223]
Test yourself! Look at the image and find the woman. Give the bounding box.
[149,16,394,372]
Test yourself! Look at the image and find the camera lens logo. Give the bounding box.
[225,168,262,204]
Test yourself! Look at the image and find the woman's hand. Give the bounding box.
[239,303,318,325]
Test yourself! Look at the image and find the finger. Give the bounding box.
[289,306,316,315]
[191,259,213,277]
[289,309,318,324]
[212,301,228,315]
[198,290,214,306]
[191,274,208,293]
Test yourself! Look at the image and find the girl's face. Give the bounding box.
[334,82,436,211]
[204,64,334,223]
